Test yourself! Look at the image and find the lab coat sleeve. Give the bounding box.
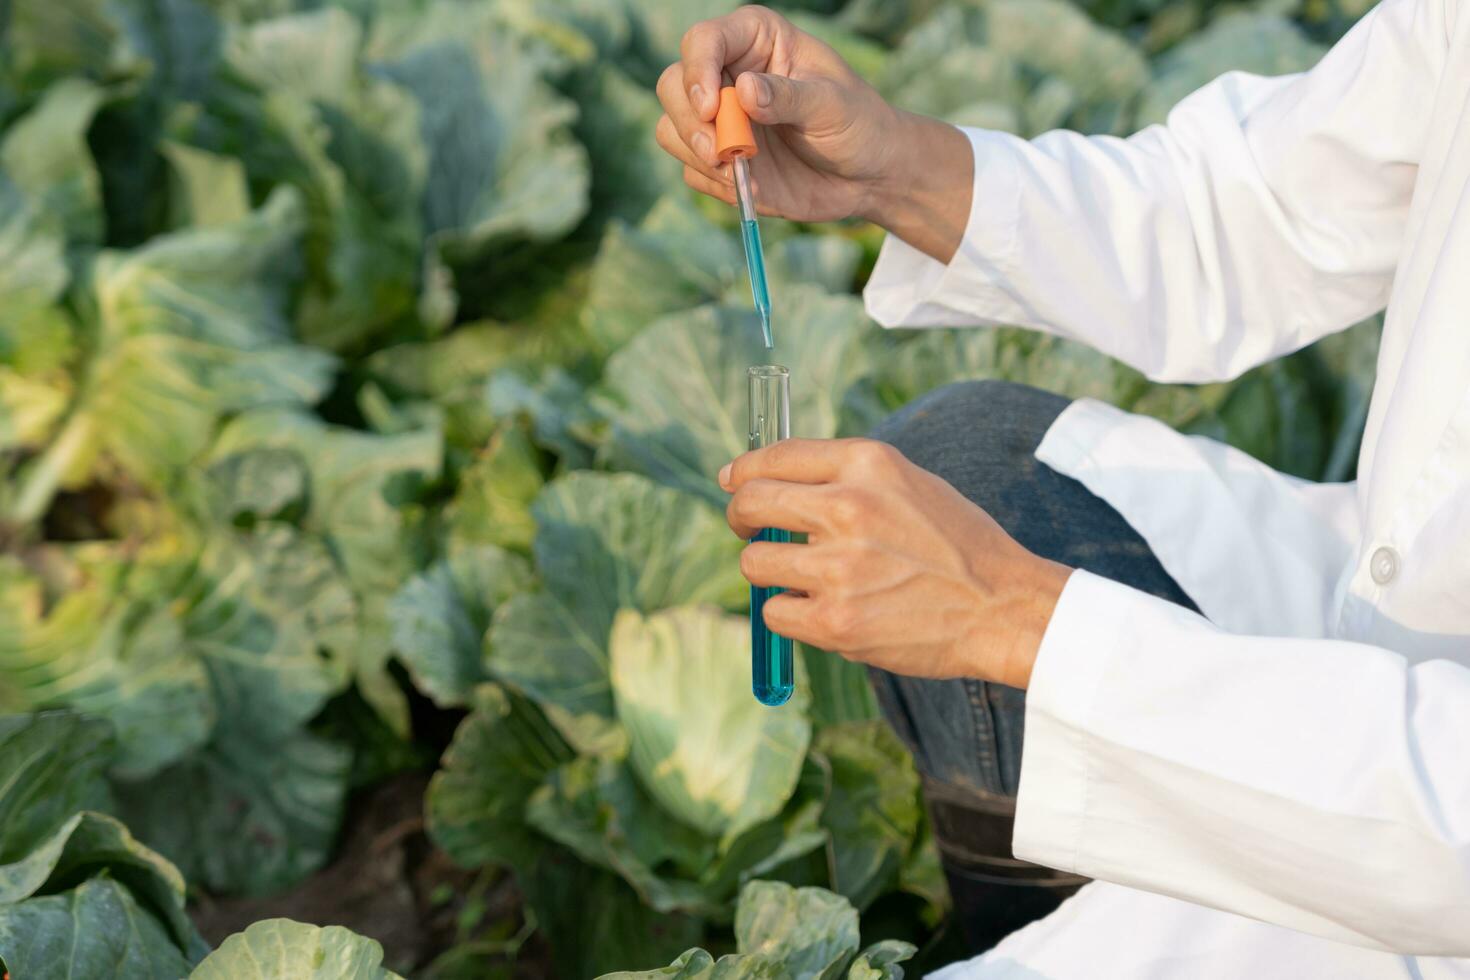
[1013,567,1470,954]
[863,0,1450,383]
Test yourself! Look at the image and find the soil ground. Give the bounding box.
[188,773,553,978]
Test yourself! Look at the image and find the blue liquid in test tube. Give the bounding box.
[748,365,794,706]
[751,526,794,706]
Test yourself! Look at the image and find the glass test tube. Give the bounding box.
[748,365,794,706]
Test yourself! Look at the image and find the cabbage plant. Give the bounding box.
[0,0,1381,974]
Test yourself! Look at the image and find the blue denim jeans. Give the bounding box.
[868,380,1198,951]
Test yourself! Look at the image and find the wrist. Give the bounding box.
[853,106,908,227]
[857,110,974,264]
[992,559,1072,691]
[857,109,932,226]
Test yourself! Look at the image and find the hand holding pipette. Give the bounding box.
[654,7,973,263]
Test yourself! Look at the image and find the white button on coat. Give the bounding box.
[863,0,1470,974]
[1370,546,1399,585]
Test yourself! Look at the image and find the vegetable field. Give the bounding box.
[1,0,1377,976]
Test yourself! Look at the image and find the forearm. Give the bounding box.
[860,111,974,265]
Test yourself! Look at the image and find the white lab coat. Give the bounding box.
[863,0,1470,974]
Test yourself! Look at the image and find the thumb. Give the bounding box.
[737,72,836,127]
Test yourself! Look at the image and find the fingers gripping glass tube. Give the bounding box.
[748,365,794,706]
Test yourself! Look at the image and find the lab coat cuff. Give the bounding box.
[1011,568,1128,874]
[862,127,1024,328]
[1031,397,1127,478]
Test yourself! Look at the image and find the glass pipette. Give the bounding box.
[716,86,774,348]
[732,158,773,348]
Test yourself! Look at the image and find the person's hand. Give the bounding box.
[721,438,1072,689]
[656,5,897,223]
[656,6,975,261]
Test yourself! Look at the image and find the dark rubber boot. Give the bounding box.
[923,777,1088,953]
